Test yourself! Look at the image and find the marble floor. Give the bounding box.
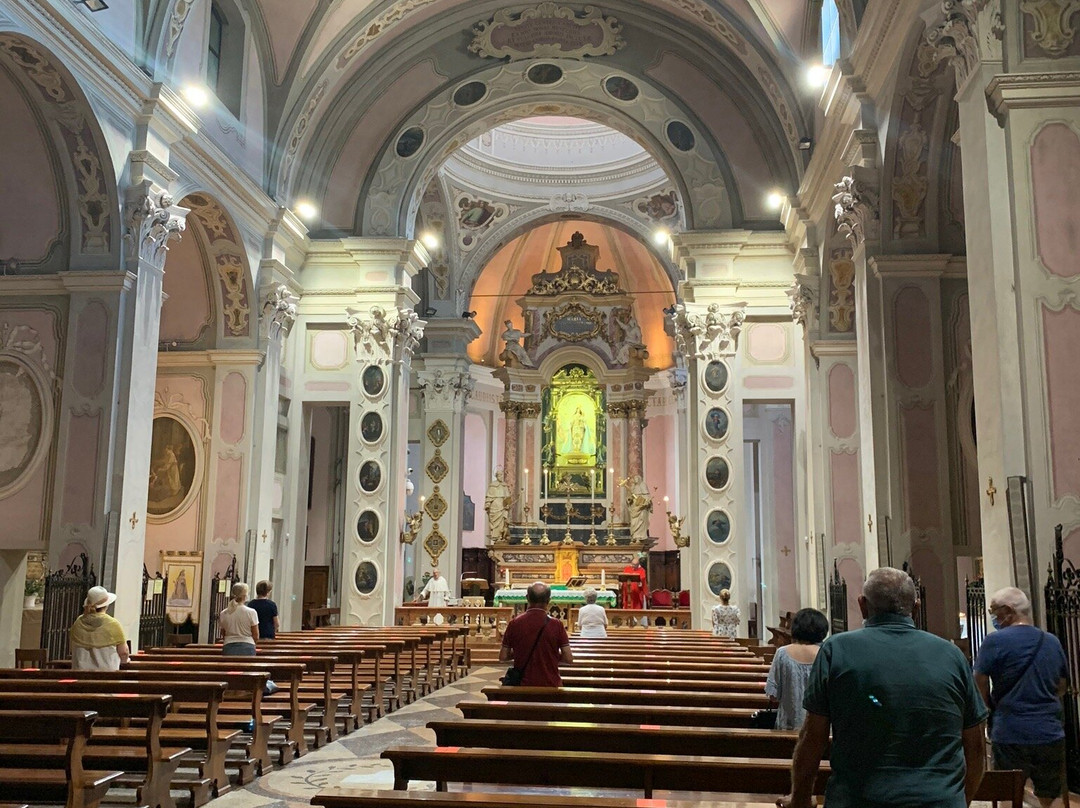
[200,665,1010,808]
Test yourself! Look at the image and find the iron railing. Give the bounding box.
[829,559,848,634]
[41,553,96,661]
[1044,524,1080,789]
[139,567,168,650]
[902,561,928,631]
[205,555,238,643]
[966,577,987,663]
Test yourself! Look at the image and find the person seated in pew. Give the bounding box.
[765,607,828,730]
[219,582,260,656]
[577,589,608,638]
[248,579,280,640]
[778,567,987,808]
[500,581,573,686]
[70,585,129,670]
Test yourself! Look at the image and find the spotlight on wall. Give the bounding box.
[766,191,784,211]
[806,64,829,89]
[461,311,477,319]
[182,85,210,108]
[420,231,440,250]
[73,0,109,11]
[652,227,670,246]
[294,200,319,222]
[423,307,438,317]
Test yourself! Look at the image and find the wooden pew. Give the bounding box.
[458,699,760,728]
[312,791,776,808]
[0,674,228,801]
[558,675,766,692]
[0,710,123,808]
[567,665,768,682]
[480,684,771,709]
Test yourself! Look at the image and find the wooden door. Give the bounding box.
[302,566,329,629]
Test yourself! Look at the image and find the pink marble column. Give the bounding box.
[500,401,518,499]
[627,400,646,479]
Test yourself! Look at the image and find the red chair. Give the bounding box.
[676,589,690,608]
[650,589,673,608]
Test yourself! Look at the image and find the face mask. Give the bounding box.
[992,616,1003,631]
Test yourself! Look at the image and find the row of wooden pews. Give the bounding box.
[313,629,1026,808]
[0,623,468,808]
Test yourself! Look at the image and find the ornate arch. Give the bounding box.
[0,31,119,268]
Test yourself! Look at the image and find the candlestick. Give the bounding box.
[601,568,606,588]
[504,568,510,589]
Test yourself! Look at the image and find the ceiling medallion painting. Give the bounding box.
[424,488,447,520]
[470,3,625,61]
[426,451,449,483]
[424,526,449,563]
[427,419,450,447]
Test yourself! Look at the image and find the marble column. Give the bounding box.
[500,401,519,507]
[605,403,629,519]
[626,400,646,479]
[516,403,540,524]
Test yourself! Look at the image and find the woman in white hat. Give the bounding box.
[70,586,129,670]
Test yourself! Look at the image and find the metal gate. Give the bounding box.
[139,567,168,650]
[40,553,96,662]
[1044,524,1080,789]
[902,562,928,631]
[205,555,238,643]
[965,577,987,663]
[829,560,848,634]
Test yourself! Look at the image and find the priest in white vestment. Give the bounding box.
[417,568,451,607]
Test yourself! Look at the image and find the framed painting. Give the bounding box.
[147,415,199,519]
[161,550,203,626]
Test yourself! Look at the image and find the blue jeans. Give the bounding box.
[222,642,256,656]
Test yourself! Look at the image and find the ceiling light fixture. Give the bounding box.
[294,201,319,222]
[420,232,440,250]
[182,85,210,108]
[806,64,829,89]
[73,0,109,10]
[766,191,784,211]
[652,228,670,246]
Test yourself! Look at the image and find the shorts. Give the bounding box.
[992,740,1065,799]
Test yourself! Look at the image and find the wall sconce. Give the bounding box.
[665,498,689,548]
[402,496,424,544]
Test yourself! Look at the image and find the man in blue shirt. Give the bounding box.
[247,580,279,640]
[778,567,987,808]
[975,586,1068,808]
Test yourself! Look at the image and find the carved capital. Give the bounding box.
[517,402,541,419]
[668,302,746,360]
[925,0,1003,87]
[417,368,475,409]
[346,305,425,364]
[1021,0,1080,57]
[832,170,880,248]
[787,274,819,329]
[263,284,299,341]
[499,400,520,417]
[124,183,187,271]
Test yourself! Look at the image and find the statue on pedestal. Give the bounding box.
[485,470,511,545]
[499,320,534,368]
[623,474,652,542]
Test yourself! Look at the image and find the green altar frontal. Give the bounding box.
[494,587,617,607]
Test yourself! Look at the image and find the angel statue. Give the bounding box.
[667,511,688,548]
[401,510,422,545]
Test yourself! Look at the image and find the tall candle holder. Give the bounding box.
[587,503,601,545]
[521,502,532,545]
[539,504,551,545]
[555,474,575,545]
[606,502,617,545]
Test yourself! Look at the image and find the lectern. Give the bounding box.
[461,577,489,607]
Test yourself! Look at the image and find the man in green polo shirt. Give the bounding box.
[778,567,987,808]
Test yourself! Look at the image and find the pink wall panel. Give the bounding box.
[910,546,947,636]
[310,331,347,369]
[61,412,100,526]
[305,408,332,564]
[893,286,933,389]
[900,403,942,530]
[747,323,788,363]
[829,450,861,546]
[219,372,247,444]
[773,419,798,613]
[1043,305,1080,501]
[159,232,213,343]
[73,302,108,397]
[144,500,201,568]
[827,363,857,439]
[836,557,864,629]
[743,376,793,390]
[213,456,243,542]
[462,412,488,549]
[1031,123,1080,278]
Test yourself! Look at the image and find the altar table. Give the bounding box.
[493,587,616,608]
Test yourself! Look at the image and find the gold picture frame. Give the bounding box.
[160,550,203,626]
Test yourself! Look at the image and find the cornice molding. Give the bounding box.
[986,71,1080,122]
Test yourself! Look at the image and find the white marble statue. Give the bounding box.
[613,308,645,365]
[625,474,653,542]
[484,470,511,544]
[499,320,534,368]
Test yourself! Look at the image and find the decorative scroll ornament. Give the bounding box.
[829,254,856,333]
[418,369,475,408]
[669,303,746,360]
[165,0,195,57]
[528,232,624,296]
[892,123,930,239]
[424,488,448,520]
[833,174,880,248]
[264,285,299,340]
[424,525,449,563]
[543,302,606,342]
[124,185,186,270]
[1021,0,1080,57]
[426,419,450,447]
[469,3,625,60]
[925,0,1003,87]
[787,274,819,329]
[346,305,425,364]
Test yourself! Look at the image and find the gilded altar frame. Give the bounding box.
[541,363,607,497]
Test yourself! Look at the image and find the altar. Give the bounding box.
[493,586,616,609]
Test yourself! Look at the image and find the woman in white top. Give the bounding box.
[70,586,129,670]
[711,588,741,639]
[577,588,608,638]
[219,582,259,656]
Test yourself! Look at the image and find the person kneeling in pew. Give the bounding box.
[70,586,129,670]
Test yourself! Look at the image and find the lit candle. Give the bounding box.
[524,467,530,514]
[601,568,606,588]
[590,469,596,498]
[505,568,510,589]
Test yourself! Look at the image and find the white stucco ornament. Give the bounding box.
[470,3,625,61]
